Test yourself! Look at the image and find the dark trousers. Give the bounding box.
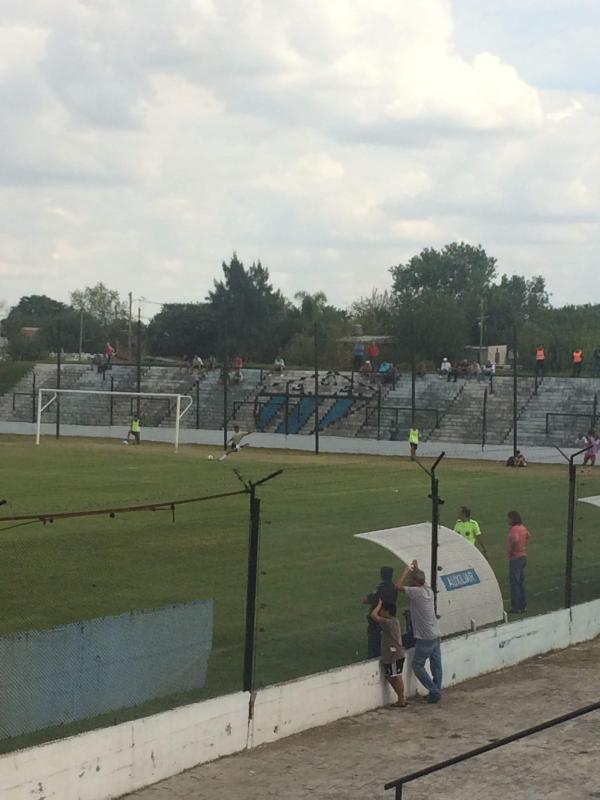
[535,361,544,377]
[573,362,582,377]
[367,622,381,658]
[509,556,527,612]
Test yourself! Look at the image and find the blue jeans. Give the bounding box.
[509,556,527,612]
[413,638,443,699]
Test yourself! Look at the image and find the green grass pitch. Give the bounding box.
[1,435,599,748]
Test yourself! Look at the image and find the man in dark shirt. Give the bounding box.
[363,566,398,658]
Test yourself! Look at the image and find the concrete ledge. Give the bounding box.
[2,600,599,799]
[0,422,582,464]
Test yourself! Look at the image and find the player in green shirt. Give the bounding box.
[453,506,488,558]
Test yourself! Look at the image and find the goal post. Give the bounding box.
[35,388,193,452]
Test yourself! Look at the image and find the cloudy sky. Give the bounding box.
[2,0,600,315]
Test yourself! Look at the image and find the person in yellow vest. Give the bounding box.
[126,415,142,445]
[535,345,545,378]
[453,506,488,558]
[408,427,419,461]
[572,348,584,377]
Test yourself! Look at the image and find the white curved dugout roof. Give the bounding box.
[355,523,504,637]
[578,495,600,508]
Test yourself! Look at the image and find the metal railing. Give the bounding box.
[384,701,600,798]
[545,411,597,435]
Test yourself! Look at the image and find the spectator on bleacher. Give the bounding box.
[353,341,365,370]
[182,354,191,373]
[104,342,115,363]
[535,345,546,378]
[367,341,380,368]
[208,354,217,371]
[572,348,584,377]
[273,355,285,373]
[192,355,204,375]
[408,426,419,460]
[447,362,459,383]
[370,599,407,707]
[439,357,451,377]
[91,353,101,372]
[482,360,495,378]
[363,566,398,658]
[359,359,373,376]
[396,560,443,703]
[507,511,529,614]
[593,347,600,378]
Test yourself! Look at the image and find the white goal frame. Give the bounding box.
[36,388,193,452]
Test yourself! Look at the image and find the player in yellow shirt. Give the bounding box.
[453,506,487,558]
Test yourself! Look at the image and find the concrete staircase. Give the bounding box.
[510,377,600,447]
[428,377,535,444]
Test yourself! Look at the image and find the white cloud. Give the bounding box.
[0,0,600,312]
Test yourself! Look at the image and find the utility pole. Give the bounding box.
[128,292,133,362]
[477,297,488,365]
[512,323,518,458]
[56,318,62,440]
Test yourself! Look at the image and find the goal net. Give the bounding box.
[35,388,193,452]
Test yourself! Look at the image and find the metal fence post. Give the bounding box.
[56,319,61,440]
[31,372,37,423]
[109,376,114,426]
[482,387,487,449]
[376,385,382,440]
[196,379,200,429]
[565,457,577,609]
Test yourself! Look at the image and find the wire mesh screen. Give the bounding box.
[0,600,213,738]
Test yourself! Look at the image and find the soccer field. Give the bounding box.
[1,435,599,748]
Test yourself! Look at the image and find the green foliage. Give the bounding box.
[70,283,127,328]
[208,253,296,359]
[2,295,66,341]
[147,303,218,357]
[6,333,49,361]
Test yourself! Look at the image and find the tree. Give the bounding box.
[147,303,219,357]
[390,242,497,307]
[3,294,66,338]
[208,254,293,360]
[70,283,127,328]
[389,243,497,364]
[349,290,395,336]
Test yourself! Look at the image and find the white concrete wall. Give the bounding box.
[0,421,580,463]
[0,692,249,800]
[0,603,598,800]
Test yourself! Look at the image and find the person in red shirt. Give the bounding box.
[507,510,529,614]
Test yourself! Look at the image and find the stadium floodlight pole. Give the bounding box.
[56,317,62,440]
[314,323,319,454]
[410,312,416,428]
[414,452,445,615]
[239,468,284,694]
[512,323,518,458]
[555,444,588,608]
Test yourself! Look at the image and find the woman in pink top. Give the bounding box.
[507,510,529,614]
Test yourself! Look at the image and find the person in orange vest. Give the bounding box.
[572,348,584,377]
[535,345,545,378]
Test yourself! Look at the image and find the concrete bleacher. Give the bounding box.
[335,374,464,441]
[511,377,599,447]
[428,376,535,444]
[2,363,599,447]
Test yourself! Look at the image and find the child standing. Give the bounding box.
[370,599,407,707]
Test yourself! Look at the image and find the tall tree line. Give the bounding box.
[2,247,599,371]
